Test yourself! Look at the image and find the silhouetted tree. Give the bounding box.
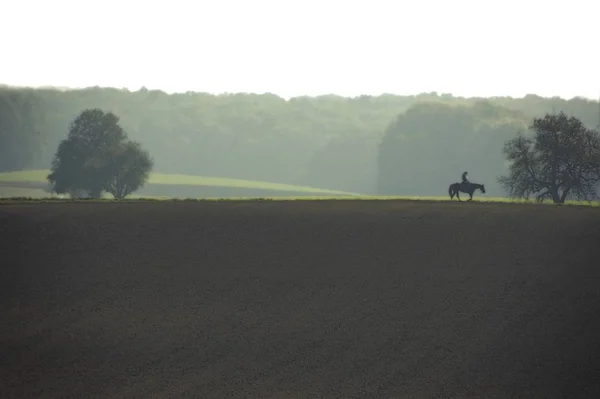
[103,141,153,199]
[498,112,600,203]
[47,109,153,199]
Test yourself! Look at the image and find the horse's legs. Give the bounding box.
[449,186,456,200]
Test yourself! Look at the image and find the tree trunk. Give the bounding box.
[560,187,571,204]
[114,183,126,200]
[549,186,561,204]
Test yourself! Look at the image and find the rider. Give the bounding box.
[461,171,469,185]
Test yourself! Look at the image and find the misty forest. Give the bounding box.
[1,85,600,199]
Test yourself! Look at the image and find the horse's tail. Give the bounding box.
[448,184,454,199]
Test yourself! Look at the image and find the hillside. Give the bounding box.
[0,170,359,198]
[1,200,599,398]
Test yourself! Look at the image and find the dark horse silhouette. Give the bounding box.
[449,182,485,201]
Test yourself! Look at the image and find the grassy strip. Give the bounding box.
[0,170,360,196]
[1,195,598,207]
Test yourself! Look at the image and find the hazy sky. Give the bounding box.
[1,0,598,99]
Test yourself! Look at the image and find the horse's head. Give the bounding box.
[480,184,486,194]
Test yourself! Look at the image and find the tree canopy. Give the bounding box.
[498,112,600,203]
[47,108,153,198]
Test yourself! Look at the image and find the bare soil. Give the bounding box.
[1,200,600,398]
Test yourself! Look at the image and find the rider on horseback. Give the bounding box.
[449,171,484,201]
[461,171,469,186]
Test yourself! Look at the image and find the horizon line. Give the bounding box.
[1,82,598,102]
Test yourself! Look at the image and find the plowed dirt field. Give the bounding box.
[1,200,599,398]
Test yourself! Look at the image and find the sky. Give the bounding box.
[1,0,598,100]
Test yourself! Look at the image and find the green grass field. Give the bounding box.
[1,169,598,206]
[0,169,361,198]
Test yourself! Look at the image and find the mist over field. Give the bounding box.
[2,86,599,198]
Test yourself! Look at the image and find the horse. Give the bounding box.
[449,182,485,201]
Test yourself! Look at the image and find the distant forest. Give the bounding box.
[1,85,599,196]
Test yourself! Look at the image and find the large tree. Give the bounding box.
[48,109,153,199]
[498,112,600,203]
[103,141,154,199]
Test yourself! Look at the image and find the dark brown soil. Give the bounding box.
[1,200,600,398]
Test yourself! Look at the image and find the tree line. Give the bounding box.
[1,85,599,201]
